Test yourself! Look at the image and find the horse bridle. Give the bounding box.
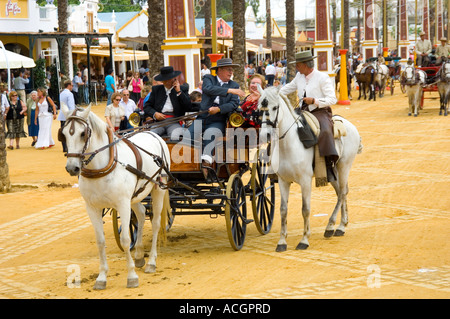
[403,65,420,85]
[60,109,118,178]
[61,110,92,162]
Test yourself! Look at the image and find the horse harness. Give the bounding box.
[59,109,170,197]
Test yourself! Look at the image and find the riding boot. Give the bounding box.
[325,157,338,182]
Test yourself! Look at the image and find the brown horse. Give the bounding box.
[355,64,377,101]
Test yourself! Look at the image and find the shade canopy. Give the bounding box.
[0,49,36,69]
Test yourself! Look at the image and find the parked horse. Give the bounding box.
[60,104,170,289]
[257,86,362,251]
[355,63,377,101]
[334,65,353,100]
[437,60,450,116]
[401,65,427,116]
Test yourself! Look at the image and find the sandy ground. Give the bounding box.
[0,87,449,301]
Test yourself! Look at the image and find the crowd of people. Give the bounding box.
[2,52,339,184]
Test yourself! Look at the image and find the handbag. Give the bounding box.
[127,80,133,91]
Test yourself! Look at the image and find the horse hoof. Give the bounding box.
[93,280,106,290]
[324,230,335,238]
[135,258,145,268]
[145,264,156,273]
[414,114,418,117]
[127,278,139,288]
[408,113,411,116]
[275,244,287,252]
[334,229,345,237]
[296,243,309,250]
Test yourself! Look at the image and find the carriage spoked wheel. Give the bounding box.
[225,173,248,251]
[111,209,139,252]
[251,150,275,235]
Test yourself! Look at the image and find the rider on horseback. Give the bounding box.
[280,51,339,182]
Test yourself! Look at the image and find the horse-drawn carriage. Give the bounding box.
[107,116,277,252]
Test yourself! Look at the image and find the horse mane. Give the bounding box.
[264,86,294,110]
[77,106,108,138]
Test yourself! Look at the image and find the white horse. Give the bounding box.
[257,87,362,251]
[401,65,427,117]
[375,63,389,97]
[60,104,170,289]
[437,60,450,116]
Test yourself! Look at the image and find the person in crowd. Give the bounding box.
[58,80,76,152]
[256,60,265,76]
[34,87,57,150]
[435,37,450,65]
[26,91,39,147]
[5,91,27,149]
[13,69,29,103]
[82,65,89,104]
[1,83,9,119]
[143,66,193,138]
[137,86,151,111]
[240,74,265,128]
[416,31,432,67]
[105,69,116,106]
[119,89,137,129]
[72,70,84,105]
[280,51,338,182]
[129,71,144,104]
[265,60,276,86]
[187,58,245,170]
[201,63,211,79]
[105,92,125,133]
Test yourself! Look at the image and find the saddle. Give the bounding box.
[300,110,347,187]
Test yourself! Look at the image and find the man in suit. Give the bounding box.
[188,58,245,168]
[415,32,432,67]
[143,66,193,138]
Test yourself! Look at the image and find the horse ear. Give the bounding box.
[79,103,92,119]
[257,83,264,95]
[60,102,70,119]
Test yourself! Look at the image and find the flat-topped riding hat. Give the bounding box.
[210,58,240,70]
[154,66,181,81]
[289,50,317,64]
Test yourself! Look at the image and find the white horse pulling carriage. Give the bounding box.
[59,103,276,289]
[59,85,362,289]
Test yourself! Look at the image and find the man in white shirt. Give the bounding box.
[280,50,338,181]
[58,80,76,152]
[265,61,277,86]
[119,89,137,129]
[13,70,29,103]
[72,71,84,105]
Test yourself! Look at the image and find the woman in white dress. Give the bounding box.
[34,87,57,149]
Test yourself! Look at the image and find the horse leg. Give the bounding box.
[145,186,165,273]
[276,179,291,252]
[116,202,139,288]
[408,92,413,116]
[86,204,108,290]
[296,178,312,250]
[446,92,449,116]
[131,202,147,268]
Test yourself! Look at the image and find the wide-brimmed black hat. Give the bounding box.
[210,58,240,70]
[154,66,182,81]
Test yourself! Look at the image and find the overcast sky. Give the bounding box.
[258,0,316,21]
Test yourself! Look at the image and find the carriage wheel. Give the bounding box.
[225,173,247,251]
[251,151,275,235]
[111,209,138,252]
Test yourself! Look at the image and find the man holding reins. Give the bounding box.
[280,51,338,182]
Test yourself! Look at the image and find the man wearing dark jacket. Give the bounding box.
[143,66,193,138]
[188,58,245,166]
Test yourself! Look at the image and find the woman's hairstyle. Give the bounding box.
[248,73,266,89]
[37,87,47,96]
[111,92,122,102]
